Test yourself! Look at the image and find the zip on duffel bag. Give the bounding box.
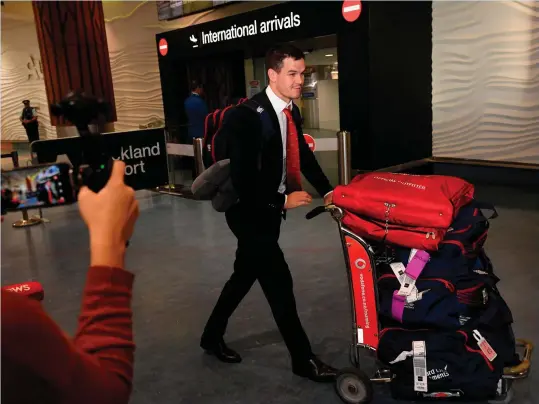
[384,200,499,284]
[340,200,494,252]
[333,172,475,229]
[341,213,446,251]
[377,326,513,401]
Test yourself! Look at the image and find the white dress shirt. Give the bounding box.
[264,86,332,203]
[265,86,292,195]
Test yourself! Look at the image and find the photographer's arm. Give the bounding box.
[1,161,139,404]
[1,264,135,404]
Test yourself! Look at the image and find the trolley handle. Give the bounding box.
[305,205,327,220]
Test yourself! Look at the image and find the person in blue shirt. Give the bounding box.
[184,80,208,141]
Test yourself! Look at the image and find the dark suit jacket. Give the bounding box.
[224,89,333,212]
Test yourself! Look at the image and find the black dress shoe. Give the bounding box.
[292,357,338,383]
[200,338,242,363]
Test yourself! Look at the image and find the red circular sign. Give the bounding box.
[342,0,362,22]
[159,38,168,56]
[304,134,316,152]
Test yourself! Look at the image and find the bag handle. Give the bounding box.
[473,201,498,220]
[448,201,498,231]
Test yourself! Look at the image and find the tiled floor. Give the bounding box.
[1,185,538,404]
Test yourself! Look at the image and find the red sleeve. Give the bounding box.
[1,266,135,404]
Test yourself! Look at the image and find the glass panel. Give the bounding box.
[296,37,340,194]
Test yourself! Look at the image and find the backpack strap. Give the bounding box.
[238,99,275,142]
[212,109,220,126]
[210,105,236,164]
[202,109,221,165]
[203,111,215,148]
[218,105,235,127]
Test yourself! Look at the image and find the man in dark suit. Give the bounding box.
[200,44,337,383]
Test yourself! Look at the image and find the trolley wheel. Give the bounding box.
[488,388,514,404]
[335,367,373,404]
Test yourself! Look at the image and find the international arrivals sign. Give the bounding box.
[193,12,301,46]
[157,2,360,57]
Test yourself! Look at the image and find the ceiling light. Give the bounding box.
[325,54,334,57]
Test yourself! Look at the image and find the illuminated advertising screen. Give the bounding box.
[157,1,236,21]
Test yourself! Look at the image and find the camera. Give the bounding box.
[2,91,113,213]
[50,90,109,135]
[2,90,169,214]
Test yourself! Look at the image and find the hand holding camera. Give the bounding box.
[78,160,139,268]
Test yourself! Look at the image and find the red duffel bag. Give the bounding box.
[333,172,475,251]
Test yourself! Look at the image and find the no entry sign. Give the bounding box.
[342,0,362,23]
[159,38,168,56]
[304,134,316,152]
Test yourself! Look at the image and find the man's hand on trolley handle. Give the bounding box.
[285,191,313,209]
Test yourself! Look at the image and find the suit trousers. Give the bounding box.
[202,203,314,363]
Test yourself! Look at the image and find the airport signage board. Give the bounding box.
[157,2,353,59]
[106,129,169,189]
[31,128,169,191]
[190,12,301,48]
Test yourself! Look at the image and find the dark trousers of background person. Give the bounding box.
[203,203,314,364]
[24,122,40,144]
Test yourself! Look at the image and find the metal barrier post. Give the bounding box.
[193,138,205,177]
[12,151,19,167]
[337,130,352,185]
[165,129,174,194]
[12,209,42,228]
[31,208,51,223]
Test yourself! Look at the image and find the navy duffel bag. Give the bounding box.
[376,265,495,329]
[390,200,498,282]
[377,290,518,401]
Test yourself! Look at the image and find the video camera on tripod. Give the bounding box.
[1,90,169,213]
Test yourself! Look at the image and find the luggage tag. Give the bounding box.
[473,330,497,361]
[398,250,430,297]
[390,262,426,303]
[390,262,406,284]
[413,341,428,392]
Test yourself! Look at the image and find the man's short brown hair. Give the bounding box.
[265,43,304,74]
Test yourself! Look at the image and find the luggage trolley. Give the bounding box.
[305,204,534,404]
